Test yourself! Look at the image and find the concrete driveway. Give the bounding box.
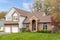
[0,32,9,35]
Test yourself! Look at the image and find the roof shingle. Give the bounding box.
[5,7,52,24]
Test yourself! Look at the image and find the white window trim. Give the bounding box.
[42,23,47,30]
[13,16,18,21]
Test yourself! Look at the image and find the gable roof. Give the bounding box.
[23,13,51,23]
[12,7,52,23]
[13,7,31,16]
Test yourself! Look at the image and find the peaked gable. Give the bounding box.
[5,8,16,18]
[5,7,52,23]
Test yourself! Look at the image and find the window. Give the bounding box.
[43,12,46,16]
[13,16,18,20]
[43,23,47,30]
[26,24,29,29]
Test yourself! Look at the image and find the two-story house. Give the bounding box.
[4,7,54,33]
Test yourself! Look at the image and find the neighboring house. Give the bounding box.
[0,19,5,31]
[0,12,6,31]
[4,7,54,33]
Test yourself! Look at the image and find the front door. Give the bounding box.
[32,20,36,31]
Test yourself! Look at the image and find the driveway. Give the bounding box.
[0,32,9,35]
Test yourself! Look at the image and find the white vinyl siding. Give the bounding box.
[5,8,15,21]
[19,16,25,28]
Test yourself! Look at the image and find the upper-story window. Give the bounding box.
[43,23,47,30]
[43,12,46,16]
[13,16,18,21]
[43,12,49,16]
[13,13,18,21]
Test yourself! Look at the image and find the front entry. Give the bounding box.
[32,20,36,31]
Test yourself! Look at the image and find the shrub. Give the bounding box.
[0,30,4,32]
[20,27,26,32]
[37,30,51,33]
[26,29,31,32]
[37,30,41,33]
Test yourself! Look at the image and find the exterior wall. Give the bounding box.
[38,23,53,30]
[13,13,17,16]
[5,8,15,21]
[23,23,30,28]
[23,24,26,28]
[38,23,43,30]
[19,16,25,28]
[47,23,54,30]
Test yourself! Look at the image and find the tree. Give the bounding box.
[0,11,7,19]
[31,0,51,14]
[31,0,60,33]
[31,0,58,14]
[31,0,41,12]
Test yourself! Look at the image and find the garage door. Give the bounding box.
[5,26,10,33]
[12,26,19,33]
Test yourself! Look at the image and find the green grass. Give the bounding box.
[0,32,60,40]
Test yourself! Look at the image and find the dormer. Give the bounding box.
[43,12,46,16]
[12,12,19,21]
[43,12,48,16]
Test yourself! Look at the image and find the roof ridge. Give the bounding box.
[12,7,32,13]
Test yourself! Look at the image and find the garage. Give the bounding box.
[4,26,11,33]
[4,25,19,33]
[12,26,19,33]
[4,21,19,33]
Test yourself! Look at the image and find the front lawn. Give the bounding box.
[0,32,60,40]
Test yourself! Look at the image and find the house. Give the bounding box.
[0,19,5,31]
[0,12,6,31]
[4,7,54,33]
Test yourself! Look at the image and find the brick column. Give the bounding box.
[29,20,32,32]
[36,20,38,31]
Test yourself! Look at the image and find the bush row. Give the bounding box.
[37,30,51,33]
[20,28,51,33]
[20,28,31,32]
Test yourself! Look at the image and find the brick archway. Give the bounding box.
[32,20,36,31]
[29,16,38,31]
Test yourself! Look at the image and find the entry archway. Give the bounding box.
[32,20,36,31]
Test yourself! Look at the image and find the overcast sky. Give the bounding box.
[0,0,34,12]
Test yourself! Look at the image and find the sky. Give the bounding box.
[0,0,34,12]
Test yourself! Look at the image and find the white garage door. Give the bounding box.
[12,26,18,33]
[5,26,10,33]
